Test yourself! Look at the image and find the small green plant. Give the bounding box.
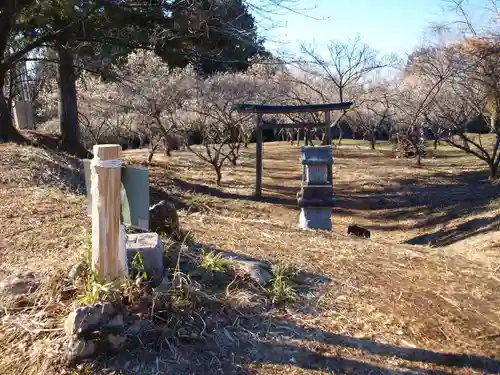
[77,265,145,306]
[199,248,228,273]
[81,229,92,266]
[269,263,297,304]
[77,268,121,305]
[130,251,148,280]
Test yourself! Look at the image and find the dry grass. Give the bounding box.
[1,139,500,374]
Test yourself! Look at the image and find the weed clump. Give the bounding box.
[269,263,297,304]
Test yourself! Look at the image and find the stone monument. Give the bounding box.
[13,100,35,130]
[296,146,335,231]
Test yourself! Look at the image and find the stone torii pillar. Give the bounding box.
[296,146,335,231]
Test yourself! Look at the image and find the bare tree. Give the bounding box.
[392,42,461,165]
[281,67,329,145]
[350,83,391,149]
[437,38,500,178]
[180,105,234,186]
[111,50,196,163]
[299,35,398,144]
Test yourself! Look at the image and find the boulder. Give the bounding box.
[149,200,180,237]
[64,307,102,337]
[234,260,274,286]
[106,333,127,350]
[64,302,119,338]
[104,314,125,331]
[0,272,40,296]
[68,262,86,281]
[69,339,96,361]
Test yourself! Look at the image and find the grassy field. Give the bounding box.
[0,138,499,374]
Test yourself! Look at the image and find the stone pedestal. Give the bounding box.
[297,146,334,231]
[126,232,164,280]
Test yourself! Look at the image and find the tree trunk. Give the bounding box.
[0,74,13,141]
[0,69,22,142]
[307,130,313,146]
[296,129,300,146]
[337,128,343,146]
[57,44,80,147]
[370,136,376,150]
[321,126,330,145]
[489,162,498,179]
[147,141,160,164]
[434,139,438,150]
[147,149,155,164]
[416,151,422,166]
[214,164,222,186]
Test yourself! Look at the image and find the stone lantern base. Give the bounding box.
[299,208,333,231]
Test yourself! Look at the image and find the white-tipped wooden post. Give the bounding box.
[91,144,127,282]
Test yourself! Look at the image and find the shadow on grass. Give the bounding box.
[149,163,498,247]
[81,245,500,375]
[333,169,499,246]
[162,177,298,206]
[406,215,500,246]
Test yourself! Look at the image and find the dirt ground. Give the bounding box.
[1,140,499,374]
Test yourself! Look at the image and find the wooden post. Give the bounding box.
[91,144,127,282]
[324,111,333,184]
[255,113,263,197]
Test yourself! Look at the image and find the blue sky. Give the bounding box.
[254,0,493,59]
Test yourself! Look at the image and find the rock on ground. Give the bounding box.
[0,272,40,296]
[64,302,117,337]
[190,245,275,286]
[149,200,180,236]
[233,260,274,286]
[69,339,96,360]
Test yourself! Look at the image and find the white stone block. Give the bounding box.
[126,233,164,280]
[299,208,332,231]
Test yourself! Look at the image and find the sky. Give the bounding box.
[253,0,494,60]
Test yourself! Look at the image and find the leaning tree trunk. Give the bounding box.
[0,69,22,142]
[0,77,13,141]
[57,45,80,149]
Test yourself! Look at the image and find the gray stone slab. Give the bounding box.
[298,185,333,199]
[126,233,164,280]
[297,185,335,207]
[299,208,332,231]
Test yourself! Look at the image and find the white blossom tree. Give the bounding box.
[111,50,197,163]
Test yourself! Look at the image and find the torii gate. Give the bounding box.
[235,102,353,197]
